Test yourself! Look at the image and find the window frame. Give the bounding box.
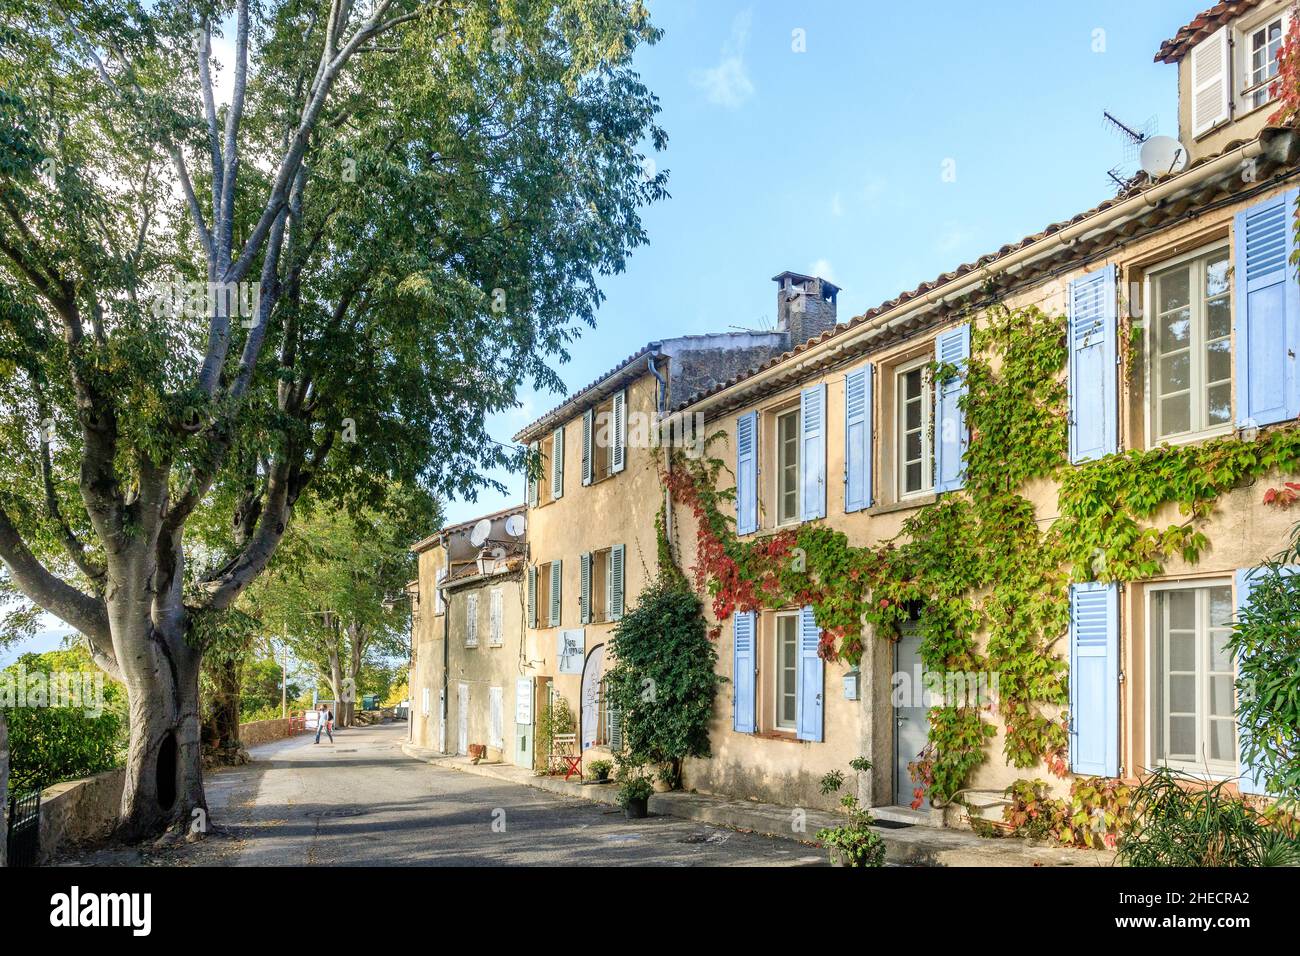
[535,561,552,628]
[1145,578,1239,779]
[488,586,504,646]
[590,397,616,483]
[895,355,933,499]
[1143,241,1233,447]
[1235,6,1291,115]
[775,407,801,527]
[773,611,800,732]
[464,591,479,648]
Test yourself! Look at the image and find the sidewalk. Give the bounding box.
[402,743,1112,867]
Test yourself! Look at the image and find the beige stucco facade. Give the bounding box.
[672,142,1300,817]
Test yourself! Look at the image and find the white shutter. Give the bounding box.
[465,592,479,647]
[1190,26,1231,137]
[488,686,504,749]
[434,567,447,615]
[579,552,592,624]
[490,587,503,645]
[551,426,564,499]
[549,559,562,627]
[527,565,537,627]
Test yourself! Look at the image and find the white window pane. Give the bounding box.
[1168,590,1196,630]
[1209,675,1236,718]
[1206,254,1230,297]
[1170,715,1196,756]
[1170,674,1196,713]
[1160,396,1191,435]
[1160,352,1191,393]
[1209,587,1234,627]
[1210,719,1236,763]
[1207,384,1231,426]
[1158,269,1190,313]
[1169,632,1196,672]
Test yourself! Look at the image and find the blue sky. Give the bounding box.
[5,1,1199,656]
[447,0,1194,525]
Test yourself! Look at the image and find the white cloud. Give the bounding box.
[808,258,836,283]
[693,9,755,109]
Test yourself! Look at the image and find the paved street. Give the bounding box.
[191,721,822,867]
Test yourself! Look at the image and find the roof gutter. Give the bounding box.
[685,136,1271,421]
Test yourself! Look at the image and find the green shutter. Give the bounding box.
[608,544,625,621]
[527,441,539,507]
[580,552,591,624]
[611,390,626,473]
[581,409,593,485]
[527,565,537,627]
[551,426,564,499]
[549,559,562,627]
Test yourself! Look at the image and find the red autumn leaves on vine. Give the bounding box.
[1270,7,1300,127]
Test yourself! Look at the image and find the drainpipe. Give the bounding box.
[440,543,450,754]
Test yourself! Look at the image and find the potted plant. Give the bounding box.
[616,764,654,819]
[588,759,612,782]
[815,757,886,868]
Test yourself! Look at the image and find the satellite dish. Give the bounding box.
[1139,136,1187,178]
[469,518,492,547]
[504,514,525,537]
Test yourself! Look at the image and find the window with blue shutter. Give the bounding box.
[1234,189,1300,430]
[527,441,539,506]
[800,383,826,521]
[844,365,873,512]
[1069,582,1119,776]
[1234,567,1296,795]
[736,412,758,535]
[1068,266,1118,463]
[733,611,756,733]
[796,605,824,742]
[933,325,970,493]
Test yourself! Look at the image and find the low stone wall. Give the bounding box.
[37,767,125,864]
[239,717,299,748]
[22,716,302,865]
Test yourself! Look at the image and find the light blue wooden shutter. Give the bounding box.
[732,611,756,733]
[796,605,824,742]
[1068,266,1118,463]
[548,559,562,627]
[527,565,537,627]
[1068,582,1119,776]
[608,704,623,751]
[844,365,873,512]
[736,411,758,535]
[800,383,826,521]
[581,409,593,485]
[611,389,627,473]
[608,544,625,621]
[1234,189,1300,430]
[551,426,564,499]
[579,553,591,624]
[933,325,970,493]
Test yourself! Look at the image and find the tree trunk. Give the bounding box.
[113,611,207,842]
[205,654,244,753]
[345,627,364,728]
[327,649,342,726]
[1,709,8,868]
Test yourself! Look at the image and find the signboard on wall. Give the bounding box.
[515,677,533,725]
[581,644,605,750]
[558,628,585,674]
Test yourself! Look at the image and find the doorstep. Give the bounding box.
[400,743,1112,867]
[872,804,945,828]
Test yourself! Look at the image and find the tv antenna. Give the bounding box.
[1102,111,1158,193]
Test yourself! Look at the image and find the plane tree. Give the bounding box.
[0,0,666,838]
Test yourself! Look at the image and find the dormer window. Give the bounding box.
[1242,10,1287,111]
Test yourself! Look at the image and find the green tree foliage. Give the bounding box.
[603,573,722,788]
[1,645,127,793]
[1228,525,1300,799]
[238,655,300,721]
[0,0,665,834]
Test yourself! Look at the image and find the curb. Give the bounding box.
[400,743,1111,867]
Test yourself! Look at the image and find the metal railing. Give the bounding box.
[6,789,41,868]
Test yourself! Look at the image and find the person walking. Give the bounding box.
[314,703,334,744]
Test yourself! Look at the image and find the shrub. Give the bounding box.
[1227,534,1300,799]
[603,573,722,788]
[1117,767,1300,867]
[815,757,885,867]
[1,647,127,793]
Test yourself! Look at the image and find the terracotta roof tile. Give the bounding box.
[1155,1,1265,63]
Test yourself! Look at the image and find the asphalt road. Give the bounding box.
[195,721,823,867]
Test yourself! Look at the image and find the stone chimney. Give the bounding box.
[773,271,840,346]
